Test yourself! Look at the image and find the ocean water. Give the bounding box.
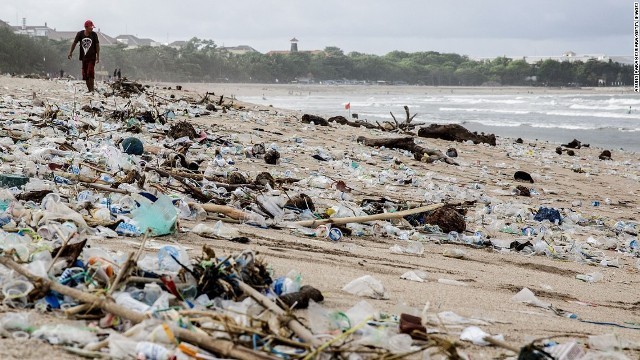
[239,88,640,152]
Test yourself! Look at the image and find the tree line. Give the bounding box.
[0,28,633,87]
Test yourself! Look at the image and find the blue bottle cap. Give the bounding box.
[328,228,342,241]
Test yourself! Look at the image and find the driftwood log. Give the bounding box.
[194,203,255,221]
[357,136,458,165]
[292,203,444,227]
[417,124,496,146]
[301,114,329,126]
[327,116,378,129]
[387,105,425,131]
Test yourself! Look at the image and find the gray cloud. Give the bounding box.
[1,0,633,57]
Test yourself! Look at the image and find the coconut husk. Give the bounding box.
[168,120,198,139]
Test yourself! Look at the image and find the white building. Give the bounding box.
[473,51,633,65]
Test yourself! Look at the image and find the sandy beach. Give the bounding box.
[0,77,639,359]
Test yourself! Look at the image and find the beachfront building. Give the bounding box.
[168,41,187,50]
[48,30,118,46]
[116,35,161,49]
[10,18,53,37]
[220,45,259,55]
[520,51,633,65]
[473,51,633,66]
[266,38,324,56]
[5,18,120,47]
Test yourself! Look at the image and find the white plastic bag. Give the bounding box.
[342,275,388,299]
[460,326,504,346]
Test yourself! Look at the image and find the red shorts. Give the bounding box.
[82,59,96,80]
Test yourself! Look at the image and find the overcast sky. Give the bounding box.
[1,0,633,57]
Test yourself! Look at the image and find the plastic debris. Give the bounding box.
[0,75,634,360]
[342,275,388,299]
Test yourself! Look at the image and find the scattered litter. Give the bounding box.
[0,77,634,359]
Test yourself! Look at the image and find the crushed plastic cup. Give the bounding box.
[2,279,34,301]
[2,279,34,308]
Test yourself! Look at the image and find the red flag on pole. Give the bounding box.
[345,102,351,110]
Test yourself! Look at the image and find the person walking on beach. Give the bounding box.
[68,20,100,93]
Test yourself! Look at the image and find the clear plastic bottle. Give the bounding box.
[143,283,162,305]
[114,292,150,313]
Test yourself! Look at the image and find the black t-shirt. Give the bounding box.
[73,30,99,61]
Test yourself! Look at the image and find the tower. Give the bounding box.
[290,37,298,52]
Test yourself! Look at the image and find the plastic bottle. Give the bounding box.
[443,249,466,259]
[143,283,162,305]
[385,225,408,240]
[273,271,301,295]
[257,195,284,220]
[575,272,603,283]
[114,292,150,313]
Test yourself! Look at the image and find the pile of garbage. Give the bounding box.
[0,78,638,359]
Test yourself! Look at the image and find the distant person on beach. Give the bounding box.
[59,69,64,79]
[117,68,121,80]
[68,20,100,93]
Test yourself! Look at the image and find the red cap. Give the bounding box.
[84,20,94,28]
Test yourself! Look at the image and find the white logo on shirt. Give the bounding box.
[81,38,93,54]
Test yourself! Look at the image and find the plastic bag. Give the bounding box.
[342,275,388,299]
[32,324,98,346]
[460,326,504,346]
[511,288,551,308]
[131,193,177,236]
[400,271,427,282]
[192,221,240,239]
